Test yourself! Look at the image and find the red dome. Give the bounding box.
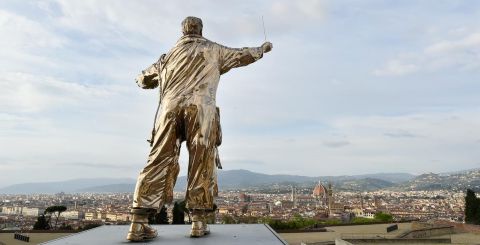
[313,182,327,197]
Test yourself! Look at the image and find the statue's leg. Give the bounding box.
[183,105,219,237]
[133,110,181,209]
[127,111,181,241]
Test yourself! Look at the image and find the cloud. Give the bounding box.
[0,72,117,113]
[222,159,265,166]
[1,1,479,186]
[384,130,418,138]
[223,109,480,176]
[374,30,480,76]
[0,157,13,166]
[373,58,419,76]
[50,0,326,46]
[0,9,65,50]
[425,32,480,54]
[59,162,133,169]
[323,139,350,148]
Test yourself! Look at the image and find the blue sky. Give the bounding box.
[0,0,479,187]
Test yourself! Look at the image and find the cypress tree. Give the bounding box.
[149,205,169,224]
[475,205,480,225]
[465,189,479,224]
[172,202,185,224]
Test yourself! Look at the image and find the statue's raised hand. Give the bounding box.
[262,42,272,53]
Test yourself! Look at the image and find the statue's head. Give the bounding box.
[182,16,203,36]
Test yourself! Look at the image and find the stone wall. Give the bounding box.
[432,220,480,234]
[398,225,454,238]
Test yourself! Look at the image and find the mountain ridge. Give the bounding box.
[7,169,480,194]
[0,169,414,194]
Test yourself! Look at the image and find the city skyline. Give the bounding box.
[1,0,480,187]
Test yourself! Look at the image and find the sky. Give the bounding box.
[0,0,479,187]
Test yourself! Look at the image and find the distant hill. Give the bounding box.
[2,168,477,194]
[0,169,415,194]
[394,169,480,191]
[347,173,415,183]
[173,169,412,191]
[338,178,395,191]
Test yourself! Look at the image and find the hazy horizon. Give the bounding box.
[1,1,480,188]
[1,167,478,190]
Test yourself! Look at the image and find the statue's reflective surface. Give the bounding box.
[127,16,272,241]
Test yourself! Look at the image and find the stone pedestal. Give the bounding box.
[40,224,288,245]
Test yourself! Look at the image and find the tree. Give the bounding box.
[374,212,393,222]
[33,215,50,230]
[149,205,169,224]
[465,189,480,224]
[59,223,73,230]
[475,206,480,225]
[241,204,249,215]
[44,205,67,230]
[172,202,185,224]
[179,200,191,223]
[222,215,236,224]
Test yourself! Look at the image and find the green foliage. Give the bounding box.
[351,217,377,224]
[266,212,394,231]
[222,215,236,224]
[179,200,191,223]
[241,205,248,214]
[267,214,317,230]
[172,202,185,224]
[204,211,216,224]
[238,216,260,224]
[317,219,342,225]
[149,205,169,224]
[44,205,67,214]
[33,215,50,230]
[374,212,393,222]
[350,212,393,224]
[220,214,260,224]
[465,189,480,224]
[59,223,73,230]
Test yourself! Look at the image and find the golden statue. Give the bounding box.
[127,16,272,241]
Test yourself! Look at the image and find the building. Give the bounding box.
[352,208,375,219]
[312,181,330,207]
[106,213,117,221]
[84,212,98,221]
[312,182,346,217]
[1,207,22,215]
[62,210,83,220]
[21,207,43,217]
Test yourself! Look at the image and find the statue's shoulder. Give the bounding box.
[176,35,219,47]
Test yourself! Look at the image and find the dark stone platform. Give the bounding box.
[41,224,288,245]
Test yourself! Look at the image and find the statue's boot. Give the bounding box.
[203,213,211,235]
[190,211,208,237]
[126,209,157,241]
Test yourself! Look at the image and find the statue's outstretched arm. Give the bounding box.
[135,63,159,89]
[219,41,272,74]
